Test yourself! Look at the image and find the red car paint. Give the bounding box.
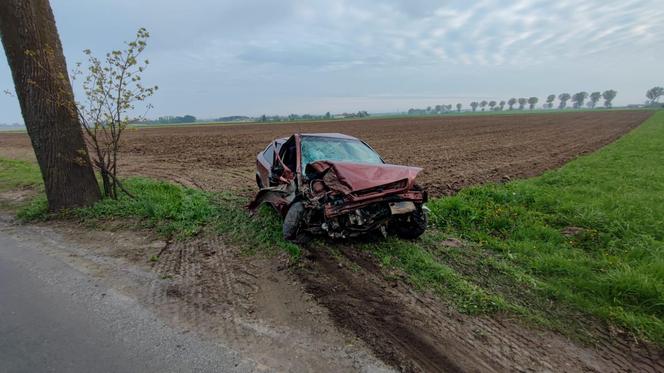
[251,133,427,240]
[305,160,422,194]
[304,160,424,218]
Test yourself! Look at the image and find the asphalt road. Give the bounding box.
[0,225,258,373]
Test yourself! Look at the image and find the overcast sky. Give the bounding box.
[1,0,663,123]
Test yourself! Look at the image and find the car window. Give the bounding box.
[301,136,383,168]
[263,144,274,163]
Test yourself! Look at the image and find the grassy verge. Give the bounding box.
[368,111,664,345]
[0,158,42,192]
[0,158,43,211]
[1,169,300,260]
[2,110,662,345]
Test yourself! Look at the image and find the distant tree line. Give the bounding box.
[406,89,620,116]
[257,111,369,122]
[141,115,197,124]
[407,104,456,115]
[214,115,251,122]
[546,90,617,109]
[135,111,370,125]
[258,113,329,122]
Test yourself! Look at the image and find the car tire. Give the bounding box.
[391,205,427,240]
[283,202,311,244]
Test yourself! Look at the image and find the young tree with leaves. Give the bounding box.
[480,100,487,111]
[456,103,462,112]
[499,100,505,110]
[0,0,101,211]
[489,100,496,111]
[73,28,158,198]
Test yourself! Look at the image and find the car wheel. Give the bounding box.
[391,205,427,240]
[283,202,311,244]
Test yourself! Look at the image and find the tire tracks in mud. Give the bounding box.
[149,236,279,344]
[155,238,264,340]
[147,236,392,372]
[296,245,664,372]
[296,247,466,372]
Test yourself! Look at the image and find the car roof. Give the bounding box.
[300,133,358,140]
[274,133,360,144]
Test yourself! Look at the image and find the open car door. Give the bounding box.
[270,138,295,186]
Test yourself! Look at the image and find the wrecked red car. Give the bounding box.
[249,133,428,242]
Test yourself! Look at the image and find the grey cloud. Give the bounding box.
[1,0,663,123]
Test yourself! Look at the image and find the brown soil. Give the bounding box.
[298,244,664,372]
[145,235,391,371]
[0,111,652,197]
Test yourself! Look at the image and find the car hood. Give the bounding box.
[306,160,422,194]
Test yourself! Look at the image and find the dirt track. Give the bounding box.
[0,110,652,197]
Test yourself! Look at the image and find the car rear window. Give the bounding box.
[263,144,274,162]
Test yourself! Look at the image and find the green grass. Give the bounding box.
[5,174,300,259]
[71,178,221,237]
[0,158,43,212]
[363,236,510,314]
[2,110,662,345]
[367,111,664,344]
[0,158,42,192]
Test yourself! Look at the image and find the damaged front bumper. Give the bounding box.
[322,189,426,219]
[314,190,427,238]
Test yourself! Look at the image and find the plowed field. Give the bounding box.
[0,111,651,197]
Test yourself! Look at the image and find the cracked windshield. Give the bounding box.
[301,136,383,168]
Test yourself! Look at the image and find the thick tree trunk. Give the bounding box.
[0,0,100,210]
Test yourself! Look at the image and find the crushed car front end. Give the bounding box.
[249,133,429,242]
[294,160,428,239]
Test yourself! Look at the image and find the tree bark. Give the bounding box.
[0,0,100,210]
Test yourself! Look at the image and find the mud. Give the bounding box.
[0,111,652,197]
[148,235,391,372]
[298,244,664,372]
